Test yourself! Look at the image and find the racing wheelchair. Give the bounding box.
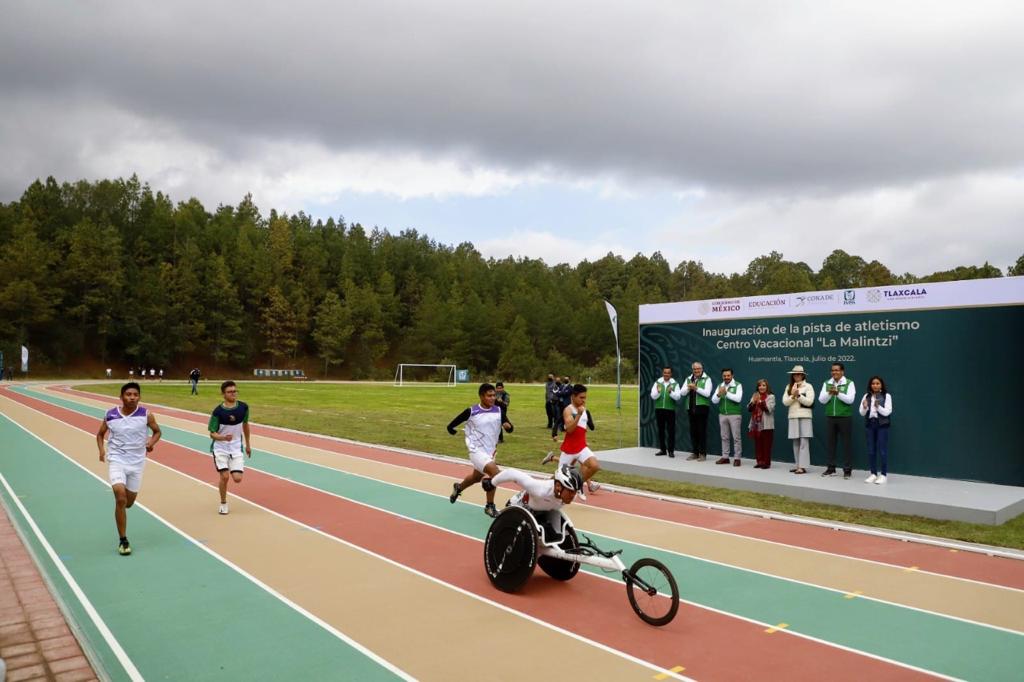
[483,501,680,626]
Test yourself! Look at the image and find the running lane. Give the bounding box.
[58,384,1024,590]
[18,385,1024,675]
[0,407,404,681]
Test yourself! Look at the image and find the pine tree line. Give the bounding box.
[1,176,1020,380]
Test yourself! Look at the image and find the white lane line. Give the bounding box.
[2,394,690,682]
[0,404,414,682]
[0,470,145,682]
[14,393,965,681]
[51,385,1024,569]
[29,386,1024,635]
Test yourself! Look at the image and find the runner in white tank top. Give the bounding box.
[446,382,513,518]
[96,382,161,556]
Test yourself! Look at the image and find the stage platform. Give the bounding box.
[595,447,1024,525]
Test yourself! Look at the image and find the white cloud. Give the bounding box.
[653,173,1024,274]
[475,229,636,266]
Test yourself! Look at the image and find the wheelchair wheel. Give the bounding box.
[538,525,580,581]
[483,506,538,593]
[625,557,680,626]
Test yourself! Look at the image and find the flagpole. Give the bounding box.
[604,300,622,447]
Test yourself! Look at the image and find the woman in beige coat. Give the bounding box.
[781,365,815,474]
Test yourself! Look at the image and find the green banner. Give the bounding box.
[640,304,1024,485]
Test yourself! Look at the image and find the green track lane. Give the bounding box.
[23,386,1024,681]
[0,406,402,682]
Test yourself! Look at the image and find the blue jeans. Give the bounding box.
[865,420,889,475]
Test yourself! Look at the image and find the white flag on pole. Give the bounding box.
[604,300,619,352]
[21,345,28,372]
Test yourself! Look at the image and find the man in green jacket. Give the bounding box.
[819,362,856,478]
[649,367,681,457]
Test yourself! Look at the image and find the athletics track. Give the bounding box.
[1,383,1022,681]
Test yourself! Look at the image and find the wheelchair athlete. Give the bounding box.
[483,464,583,546]
[482,464,583,511]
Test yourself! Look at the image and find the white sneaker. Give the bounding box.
[587,481,601,493]
[218,503,229,515]
[865,474,877,484]
[540,451,555,465]
[875,475,887,485]
[577,490,587,502]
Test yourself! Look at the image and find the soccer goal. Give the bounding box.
[393,363,457,387]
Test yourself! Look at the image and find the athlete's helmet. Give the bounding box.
[554,465,583,493]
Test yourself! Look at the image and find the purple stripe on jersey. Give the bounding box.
[470,404,501,415]
[106,406,147,421]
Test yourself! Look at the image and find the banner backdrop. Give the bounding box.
[638,277,1024,486]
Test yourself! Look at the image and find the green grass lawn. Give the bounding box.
[76,380,1024,550]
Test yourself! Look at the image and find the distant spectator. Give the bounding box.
[551,377,573,437]
[189,368,201,395]
[106,367,112,379]
[149,368,156,380]
[859,376,893,485]
[544,374,558,428]
[748,379,776,469]
[495,382,511,443]
[159,368,164,382]
[129,367,135,380]
[782,365,815,474]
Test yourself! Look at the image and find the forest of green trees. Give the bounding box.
[1,176,1021,380]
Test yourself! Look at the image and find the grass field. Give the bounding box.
[77,380,1024,549]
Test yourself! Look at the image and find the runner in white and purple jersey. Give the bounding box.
[446,383,513,517]
[96,382,161,556]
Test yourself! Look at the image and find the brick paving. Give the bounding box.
[0,503,99,682]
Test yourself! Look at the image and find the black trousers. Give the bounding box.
[546,400,558,428]
[825,416,853,471]
[655,408,676,453]
[688,406,710,455]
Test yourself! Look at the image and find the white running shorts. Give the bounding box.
[469,448,496,474]
[214,451,245,473]
[559,447,595,468]
[108,461,144,492]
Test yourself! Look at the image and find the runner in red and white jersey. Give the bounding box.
[542,383,601,496]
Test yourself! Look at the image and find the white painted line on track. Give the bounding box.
[14,393,973,681]
[0,404,415,682]
[53,383,1024,563]
[31,386,1024,637]
[0,469,145,682]
[2,393,691,682]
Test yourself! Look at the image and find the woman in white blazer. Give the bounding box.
[781,365,815,474]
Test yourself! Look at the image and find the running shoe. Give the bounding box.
[865,474,877,483]
[540,451,555,465]
[875,475,887,485]
[484,503,498,518]
[218,503,229,515]
[118,539,132,556]
[587,481,601,493]
[449,483,462,504]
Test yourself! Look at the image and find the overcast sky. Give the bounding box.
[2,1,1021,275]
